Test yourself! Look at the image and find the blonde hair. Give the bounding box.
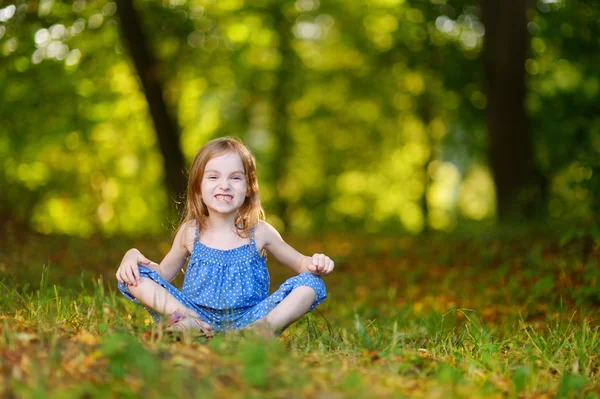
[181,136,265,238]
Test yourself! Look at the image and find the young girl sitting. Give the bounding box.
[115,137,334,336]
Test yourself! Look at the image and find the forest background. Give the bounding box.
[1,0,598,237]
[1,0,600,397]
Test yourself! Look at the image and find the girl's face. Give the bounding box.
[200,151,248,217]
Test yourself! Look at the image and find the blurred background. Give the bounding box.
[0,0,598,237]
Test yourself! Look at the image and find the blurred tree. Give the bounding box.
[0,0,171,235]
[0,0,597,236]
[481,0,545,220]
[526,1,599,224]
[268,1,295,229]
[115,0,186,205]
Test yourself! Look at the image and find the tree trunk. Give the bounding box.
[115,0,187,206]
[481,0,543,220]
[269,4,294,229]
[420,88,434,233]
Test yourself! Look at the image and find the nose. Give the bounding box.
[218,179,231,190]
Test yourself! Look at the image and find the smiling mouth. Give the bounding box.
[215,194,233,202]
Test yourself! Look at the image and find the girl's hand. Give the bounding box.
[307,253,334,276]
[116,248,152,287]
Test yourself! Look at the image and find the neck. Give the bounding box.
[206,213,238,231]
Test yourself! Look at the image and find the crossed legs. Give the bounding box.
[250,286,316,333]
[127,278,212,335]
[126,278,317,336]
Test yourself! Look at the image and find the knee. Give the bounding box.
[294,286,316,303]
[298,272,326,293]
[124,277,152,297]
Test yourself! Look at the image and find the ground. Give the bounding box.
[0,224,599,398]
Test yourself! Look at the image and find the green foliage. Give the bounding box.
[558,373,589,398]
[512,365,532,395]
[240,339,269,387]
[101,333,160,380]
[527,2,600,222]
[0,0,598,235]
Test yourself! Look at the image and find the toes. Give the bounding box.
[166,315,213,337]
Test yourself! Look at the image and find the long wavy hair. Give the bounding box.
[180,136,265,238]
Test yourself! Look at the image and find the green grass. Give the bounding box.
[0,226,599,398]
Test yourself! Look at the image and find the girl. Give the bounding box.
[115,137,334,336]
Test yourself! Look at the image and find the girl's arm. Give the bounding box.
[116,248,155,286]
[257,221,334,276]
[156,221,193,282]
[116,222,192,286]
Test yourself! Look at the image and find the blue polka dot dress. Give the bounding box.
[118,227,327,332]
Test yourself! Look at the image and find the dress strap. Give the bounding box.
[195,226,199,240]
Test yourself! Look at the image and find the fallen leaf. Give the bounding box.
[15,332,37,343]
[73,331,99,346]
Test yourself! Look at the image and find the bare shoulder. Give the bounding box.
[254,220,304,271]
[177,220,197,254]
[255,220,280,240]
[254,220,281,252]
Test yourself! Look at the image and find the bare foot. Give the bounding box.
[166,311,214,338]
[243,318,278,339]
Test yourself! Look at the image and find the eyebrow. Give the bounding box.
[204,169,245,175]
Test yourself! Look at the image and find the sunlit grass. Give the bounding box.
[0,227,599,398]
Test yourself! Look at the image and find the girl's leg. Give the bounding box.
[127,277,190,315]
[127,278,212,334]
[252,286,316,331]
